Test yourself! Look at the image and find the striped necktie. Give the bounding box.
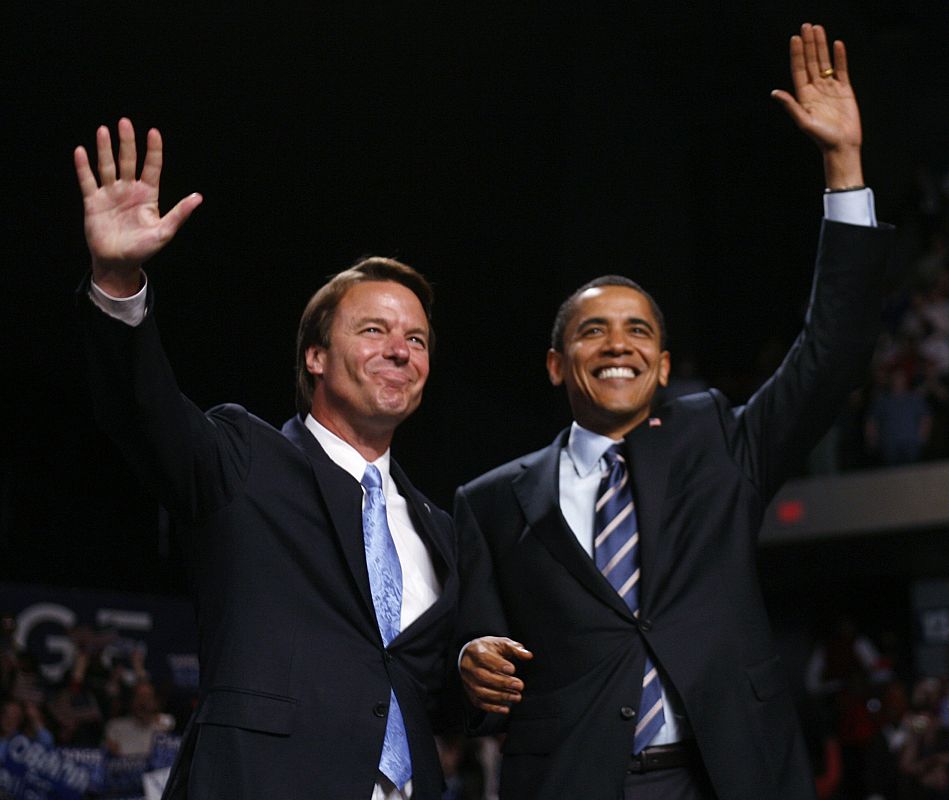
[361,464,412,789]
[594,444,665,753]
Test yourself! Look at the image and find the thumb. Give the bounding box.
[500,639,534,661]
[770,90,809,129]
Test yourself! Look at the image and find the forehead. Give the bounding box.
[335,280,426,322]
[568,285,658,330]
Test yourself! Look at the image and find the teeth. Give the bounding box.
[597,367,637,379]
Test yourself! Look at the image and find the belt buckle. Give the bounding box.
[627,751,648,775]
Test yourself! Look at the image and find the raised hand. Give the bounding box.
[771,24,864,189]
[74,118,202,296]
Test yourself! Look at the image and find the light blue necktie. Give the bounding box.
[594,444,665,753]
[361,464,412,789]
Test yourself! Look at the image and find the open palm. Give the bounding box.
[772,24,862,153]
[74,118,202,279]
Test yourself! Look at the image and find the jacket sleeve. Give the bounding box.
[726,219,893,502]
[452,485,513,735]
[77,275,251,523]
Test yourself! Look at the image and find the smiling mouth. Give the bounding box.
[594,366,641,379]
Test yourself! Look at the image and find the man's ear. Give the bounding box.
[305,345,326,378]
[546,349,564,387]
[658,351,671,388]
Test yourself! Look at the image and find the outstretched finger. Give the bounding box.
[813,25,833,76]
[833,40,850,86]
[158,193,203,243]
[117,118,138,182]
[73,146,99,198]
[140,128,164,188]
[95,125,116,185]
[788,35,807,96]
[800,23,820,83]
[499,640,534,662]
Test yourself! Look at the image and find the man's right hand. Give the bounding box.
[74,118,202,297]
[459,636,533,715]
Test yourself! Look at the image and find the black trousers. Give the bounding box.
[622,762,717,800]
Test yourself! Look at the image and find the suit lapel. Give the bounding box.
[281,415,376,620]
[513,433,635,622]
[625,414,674,613]
[390,459,451,570]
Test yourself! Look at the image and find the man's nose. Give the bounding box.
[385,334,411,363]
[602,328,632,354]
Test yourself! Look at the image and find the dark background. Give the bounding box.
[2,2,947,595]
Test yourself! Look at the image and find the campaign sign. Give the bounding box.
[0,735,91,800]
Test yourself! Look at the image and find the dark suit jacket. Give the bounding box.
[79,286,458,800]
[455,220,892,800]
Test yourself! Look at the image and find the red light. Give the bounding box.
[776,499,804,524]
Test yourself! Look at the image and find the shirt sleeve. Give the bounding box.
[823,187,877,227]
[88,276,148,326]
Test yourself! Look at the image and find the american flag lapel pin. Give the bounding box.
[648,417,662,427]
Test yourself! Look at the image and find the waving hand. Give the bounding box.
[771,24,864,189]
[74,118,202,296]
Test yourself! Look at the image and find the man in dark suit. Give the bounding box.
[456,24,892,799]
[74,121,456,799]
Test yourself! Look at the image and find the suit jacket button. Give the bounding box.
[620,706,637,721]
[384,650,393,663]
[373,702,388,718]
[639,618,653,632]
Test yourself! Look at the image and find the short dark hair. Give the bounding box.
[295,256,435,415]
[550,275,667,352]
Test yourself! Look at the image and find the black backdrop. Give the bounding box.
[2,2,947,593]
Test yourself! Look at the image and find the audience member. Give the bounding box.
[899,678,949,798]
[0,697,54,760]
[103,682,174,757]
[865,369,933,466]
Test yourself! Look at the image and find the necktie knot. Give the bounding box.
[361,463,384,491]
[602,443,625,470]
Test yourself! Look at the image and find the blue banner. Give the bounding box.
[0,735,91,800]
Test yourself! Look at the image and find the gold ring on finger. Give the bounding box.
[820,67,835,78]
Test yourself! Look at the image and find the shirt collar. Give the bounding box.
[304,414,392,491]
[565,421,624,478]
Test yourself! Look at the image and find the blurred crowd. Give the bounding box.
[5,606,948,800]
[803,616,949,800]
[0,611,189,799]
[855,166,949,470]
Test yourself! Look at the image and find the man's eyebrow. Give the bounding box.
[626,316,656,332]
[575,315,609,330]
[575,315,655,332]
[353,316,389,327]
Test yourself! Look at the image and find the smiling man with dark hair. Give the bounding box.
[457,24,892,799]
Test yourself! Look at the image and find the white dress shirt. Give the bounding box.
[303,414,441,633]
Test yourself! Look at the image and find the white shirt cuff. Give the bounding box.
[823,187,876,227]
[89,276,148,327]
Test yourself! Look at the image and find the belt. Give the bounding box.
[626,741,699,774]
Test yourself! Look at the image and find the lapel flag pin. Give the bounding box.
[649,418,662,427]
